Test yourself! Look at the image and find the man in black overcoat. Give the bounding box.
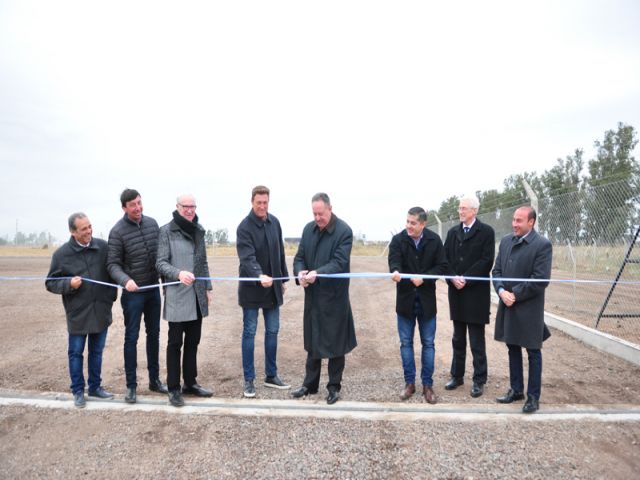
[492,206,552,414]
[444,196,495,398]
[291,192,357,405]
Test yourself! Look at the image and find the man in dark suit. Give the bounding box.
[389,207,448,404]
[291,192,357,405]
[492,206,552,413]
[444,197,495,398]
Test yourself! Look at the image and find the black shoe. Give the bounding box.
[264,375,290,390]
[522,395,539,413]
[149,378,168,394]
[124,387,137,404]
[326,390,340,405]
[88,387,114,399]
[182,383,213,397]
[470,382,484,398]
[444,377,464,390]
[169,390,185,407]
[496,389,525,404]
[73,391,86,408]
[291,386,318,398]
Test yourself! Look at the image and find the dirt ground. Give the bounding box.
[1,255,639,478]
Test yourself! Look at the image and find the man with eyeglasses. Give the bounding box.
[107,188,167,404]
[157,194,213,407]
[443,196,495,398]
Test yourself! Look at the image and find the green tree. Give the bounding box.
[213,228,229,245]
[539,149,585,242]
[436,195,460,223]
[584,123,638,242]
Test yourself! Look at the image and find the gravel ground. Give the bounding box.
[1,255,639,478]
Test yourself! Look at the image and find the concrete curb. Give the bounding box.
[2,390,640,422]
[490,293,640,366]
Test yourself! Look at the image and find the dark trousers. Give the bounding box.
[450,321,487,384]
[303,354,345,393]
[507,344,542,400]
[166,318,202,391]
[122,289,161,388]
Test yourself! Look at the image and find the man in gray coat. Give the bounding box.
[46,213,117,408]
[156,194,213,407]
[291,193,357,405]
[492,206,552,413]
[107,188,167,404]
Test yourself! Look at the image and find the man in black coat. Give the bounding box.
[444,197,495,398]
[46,213,117,408]
[236,185,290,398]
[388,207,448,404]
[107,188,167,404]
[291,193,357,405]
[492,206,552,414]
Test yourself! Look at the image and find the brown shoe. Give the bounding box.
[423,385,437,404]
[400,383,415,400]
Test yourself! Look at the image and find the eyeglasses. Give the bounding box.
[178,204,197,210]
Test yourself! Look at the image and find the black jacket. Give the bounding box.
[444,219,495,325]
[107,214,160,287]
[236,210,289,308]
[388,228,448,319]
[293,214,357,359]
[46,237,117,335]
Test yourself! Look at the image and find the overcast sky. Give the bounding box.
[1,0,639,243]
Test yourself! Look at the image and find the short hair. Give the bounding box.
[517,205,537,223]
[251,185,270,201]
[312,192,331,206]
[407,207,427,223]
[460,196,480,210]
[176,193,196,205]
[120,188,140,207]
[68,212,87,231]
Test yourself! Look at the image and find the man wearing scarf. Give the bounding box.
[156,194,213,407]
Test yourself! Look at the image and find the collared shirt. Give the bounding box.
[410,231,424,248]
[463,219,476,232]
[75,239,90,248]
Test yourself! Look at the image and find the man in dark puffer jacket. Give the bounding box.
[108,188,167,403]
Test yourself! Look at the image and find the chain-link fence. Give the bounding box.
[428,179,640,344]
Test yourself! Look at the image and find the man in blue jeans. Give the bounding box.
[46,212,117,408]
[389,207,448,404]
[236,186,290,397]
[108,189,167,403]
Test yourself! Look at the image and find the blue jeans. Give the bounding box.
[122,289,161,388]
[242,307,280,381]
[397,299,436,387]
[507,344,542,400]
[68,328,108,394]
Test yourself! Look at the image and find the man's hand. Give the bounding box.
[499,290,516,307]
[259,274,273,288]
[304,270,318,285]
[125,279,139,292]
[206,290,212,305]
[410,277,424,287]
[298,270,309,288]
[178,270,195,286]
[70,276,82,289]
[391,271,401,283]
[452,276,466,290]
[282,282,287,294]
